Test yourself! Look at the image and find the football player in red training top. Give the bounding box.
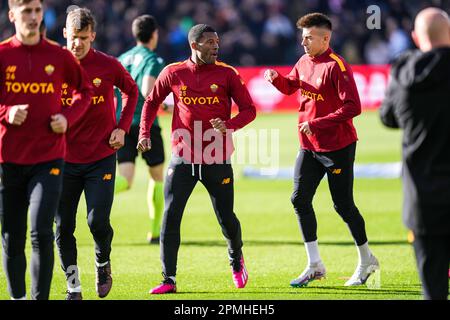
[138,24,256,294]
[265,12,379,288]
[0,0,93,300]
[55,7,138,300]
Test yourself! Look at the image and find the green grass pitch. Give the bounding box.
[0,111,424,300]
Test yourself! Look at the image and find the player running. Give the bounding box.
[265,13,379,288]
[138,24,256,294]
[55,7,138,300]
[0,0,92,300]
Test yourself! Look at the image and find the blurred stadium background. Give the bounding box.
[1,0,447,299]
[1,0,449,65]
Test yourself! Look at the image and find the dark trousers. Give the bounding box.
[0,159,64,300]
[161,156,243,277]
[55,154,115,277]
[413,234,450,300]
[291,142,368,245]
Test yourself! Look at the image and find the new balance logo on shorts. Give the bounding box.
[103,174,112,181]
[49,168,60,176]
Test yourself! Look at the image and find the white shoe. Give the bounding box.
[345,255,380,286]
[290,262,326,287]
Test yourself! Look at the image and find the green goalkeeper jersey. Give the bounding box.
[115,45,165,127]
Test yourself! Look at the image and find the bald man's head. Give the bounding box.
[412,7,450,52]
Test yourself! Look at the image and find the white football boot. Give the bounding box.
[290,262,326,287]
[345,254,380,286]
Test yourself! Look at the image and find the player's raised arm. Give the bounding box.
[114,58,138,133]
[307,59,361,131]
[265,62,301,95]
[224,71,256,131]
[138,66,172,146]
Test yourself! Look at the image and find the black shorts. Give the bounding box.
[117,124,165,167]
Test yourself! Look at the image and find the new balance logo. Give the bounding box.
[222,178,231,184]
[103,174,112,181]
[6,65,17,73]
[331,169,342,174]
[49,168,60,176]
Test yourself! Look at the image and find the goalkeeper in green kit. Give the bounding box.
[115,15,168,244]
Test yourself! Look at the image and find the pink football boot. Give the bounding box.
[231,255,248,289]
[150,275,176,294]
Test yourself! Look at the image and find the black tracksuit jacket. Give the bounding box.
[380,47,450,236]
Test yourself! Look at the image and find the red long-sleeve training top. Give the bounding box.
[62,49,138,163]
[139,58,256,164]
[0,36,92,164]
[272,48,361,152]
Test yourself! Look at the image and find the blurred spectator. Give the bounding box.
[263,1,295,40]
[0,0,448,66]
[386,16,412,61]
[341,40,363,64]
[364,32,390,64]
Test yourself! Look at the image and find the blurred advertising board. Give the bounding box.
[236,65,390,112]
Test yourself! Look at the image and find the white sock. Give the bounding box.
[304,240,321,266]
[357,242,372,265]
[168,276,176,283]
[67,285,82,293]
[96,261,109,267]
[11,296,27,300]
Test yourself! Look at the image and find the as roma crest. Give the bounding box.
[210,84,218,93]
[45,64,55,75]
[93,78,102,87]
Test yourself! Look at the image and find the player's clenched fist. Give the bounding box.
[264,69,278,83]
[8,104,29,125]
[299,121,312,135]
[210,118,227,134]
[137,137,151,152]
[109,128,126,150]
[50,114,68,134]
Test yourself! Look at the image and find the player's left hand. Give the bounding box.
[299,122,312,135]
[210,118,227,134]
[137,138,151,152]
[264,69,278,83]
[109,128,126,150]
[50,114,68,134]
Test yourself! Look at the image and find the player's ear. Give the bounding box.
[8,9,15,23]
[91,31,96,42]
[411,30,419,49]
[152,29,159,40]
[63,27,67,39]
[190,41,197,50]
[324,31,331,43]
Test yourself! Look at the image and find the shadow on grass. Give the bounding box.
[172,240,406,247]
[286,286,421,296]
[112,239,408,247]
[167,285,421,296]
